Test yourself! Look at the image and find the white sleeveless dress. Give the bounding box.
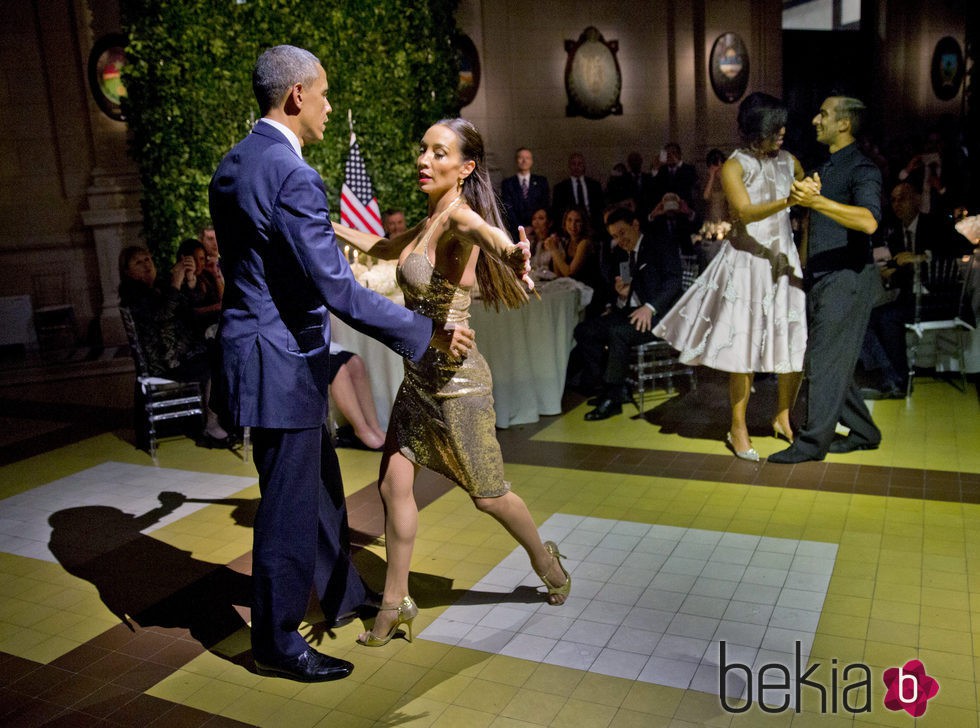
[653,149,806,373]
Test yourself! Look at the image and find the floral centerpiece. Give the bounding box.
[349,254,402,302]
[693,220,732,243]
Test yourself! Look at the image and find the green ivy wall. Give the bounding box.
[121,0,460,260]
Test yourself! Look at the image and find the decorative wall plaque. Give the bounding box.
[88,33,128,121]
[930,36,964,101]
[454,34,481,108]
[709,33,749,104]
[564,27,622,119]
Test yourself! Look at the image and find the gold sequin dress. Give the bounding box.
[391,223,510,498]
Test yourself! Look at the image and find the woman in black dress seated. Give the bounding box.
[118,245,231,447]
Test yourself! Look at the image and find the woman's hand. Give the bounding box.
[514,227,534,291]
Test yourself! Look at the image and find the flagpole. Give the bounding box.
[347,108,355,146]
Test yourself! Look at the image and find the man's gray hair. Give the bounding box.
[252,45,321,114]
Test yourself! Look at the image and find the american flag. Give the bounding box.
[340,133,384,236]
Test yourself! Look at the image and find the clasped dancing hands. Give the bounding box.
[789,172,822,207]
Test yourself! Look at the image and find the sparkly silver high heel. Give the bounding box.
[726,432,760,462]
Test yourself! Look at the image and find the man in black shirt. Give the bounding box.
[769,96,883,463]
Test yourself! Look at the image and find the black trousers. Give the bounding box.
[249,424,368,660]
[796,265,882,456]
[861,299,911,389]
[573,307,659,390]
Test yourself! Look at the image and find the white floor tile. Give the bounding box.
[419,515,836,697]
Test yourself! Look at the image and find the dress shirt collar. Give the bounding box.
[906,215,919,239]
[258,118,302,158]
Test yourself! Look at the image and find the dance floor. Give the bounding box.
[1,369,979,727]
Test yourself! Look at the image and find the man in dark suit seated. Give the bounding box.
[209,45,472,683]
[572,207,684,420]
[500,147,549,241]
[860,179,965,398]
[552,152,605,235]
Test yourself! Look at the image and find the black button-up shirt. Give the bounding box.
[807,142,882,278]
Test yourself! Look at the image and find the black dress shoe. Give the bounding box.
[828,437,880,454]
[584,398,622,421]
[859,386,904,400]
[767,445,824,464]
[254,647,353,682]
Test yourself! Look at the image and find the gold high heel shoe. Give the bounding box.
[356,596,418,647]
[772,421,794,443]
[726,432,760,462]
[537,541,571,605]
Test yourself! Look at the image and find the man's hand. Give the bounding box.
[894,251,927,267]
[430,323,475,360]
[629,305,654,332]
[789,174,821,207]
[613,276,630,299]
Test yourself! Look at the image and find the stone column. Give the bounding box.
[81,168,143,347]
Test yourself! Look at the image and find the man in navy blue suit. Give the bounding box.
[500,147,549,241]
[209,45,472,682]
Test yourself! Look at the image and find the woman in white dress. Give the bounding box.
[654,93,808,460]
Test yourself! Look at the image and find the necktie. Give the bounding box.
[628,249,637,274]
[521,177,529,199]
[573,177,582,205]
[905,228,914,254]
[575,178,589,214]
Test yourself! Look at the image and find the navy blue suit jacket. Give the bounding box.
[209,122,432,429]
[500,173,550,240]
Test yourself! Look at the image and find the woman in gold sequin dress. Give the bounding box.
[333,119,571,647]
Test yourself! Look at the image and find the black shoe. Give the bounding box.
[254,647,353,682]
[828,436,880,454]
[196,432,235,449]
[584,398,622,421]
[767,445,824,464]
[859,386,904,400]
[330,591,383,628]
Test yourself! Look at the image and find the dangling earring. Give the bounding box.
[457,177,464,193]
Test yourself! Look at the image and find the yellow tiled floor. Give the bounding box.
[0,377,978,726]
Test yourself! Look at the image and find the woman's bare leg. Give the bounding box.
[473,491,568,605]
[330,361,385,449]
[729,372,753,453]
[359,449,418,641]
[774,371,803,442]
[346,355,386,444]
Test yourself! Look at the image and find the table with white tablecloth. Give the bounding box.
[330,278,590,430]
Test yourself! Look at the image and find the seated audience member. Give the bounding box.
[328,342,386,451]
[552,152,605,235]
[859,179,966,398]
[175,238,222,336]
[500,147,550,241]
[649,142,699,211]
[546,206,606,316]
[570,207,684,419]
[525,207,555,274]
[545,207,594,280]
[199,224,224,300]
[118,245,231,446]
[381,208,407,237]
